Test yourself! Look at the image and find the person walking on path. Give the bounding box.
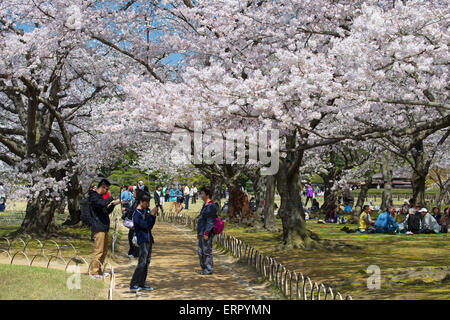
[190,185,195,204]
[164,186,169,202]
[88,179,121,279]
[192,185,198,204]
[184,184,190,210]
[305,184,314,206]
[129,194,157,292]
[154,185,164,217]
[196,187,219,275]
[168,186,176,215]
[120,186,133,213]
[175,185,183,214]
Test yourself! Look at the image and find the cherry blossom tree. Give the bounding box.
[0,1,128,234]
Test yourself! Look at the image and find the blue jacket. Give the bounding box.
[375,212,399,232]
[121,190,133,204]
[175,188,182,200]
[169,189,175,201]
[197,201,218,236]
[133,208,156,245]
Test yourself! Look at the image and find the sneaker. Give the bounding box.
[197,270,213,275]
[90,274,103,280]
[141,285,154,291]
[406,231,413,235]
[130,286,142,293]
[195,270,205,274]
[101,272,110,278]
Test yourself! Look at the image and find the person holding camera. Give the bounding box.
[129,194,157,292]
[88,179,121,279]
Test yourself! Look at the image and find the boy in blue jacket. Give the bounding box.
[196,187,218,275]
[130,194,157,292]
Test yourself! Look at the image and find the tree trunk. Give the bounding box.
[350,175,373,223]
[411,140,427,205]
[276,154,318,249]
[63,174,83,226]
[263,174,276,231]
[252,170,266,218]
[411,171,426,205]
[17,193,58,235]
[320,175,339,217]
[380,152,393,211]
[210,179,223,208]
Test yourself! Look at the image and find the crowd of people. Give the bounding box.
[84,178,217,293]
[339,200,450,235]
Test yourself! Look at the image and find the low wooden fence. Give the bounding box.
[0,236,116,300]
[160,213,352,300]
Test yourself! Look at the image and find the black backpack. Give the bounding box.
[407,214,421,232]
[80,198,93,226]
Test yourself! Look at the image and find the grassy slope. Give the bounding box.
[0,264,107,300]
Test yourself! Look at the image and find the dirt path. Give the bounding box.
[111,221,281,300]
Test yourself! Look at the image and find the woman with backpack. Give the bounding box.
[129,194,157,292]
[196,187,219,275]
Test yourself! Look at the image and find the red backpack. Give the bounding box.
[213,217,224,234]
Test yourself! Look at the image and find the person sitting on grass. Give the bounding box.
[431,207,442,225]
[359,205,375,233]
[440,208,450,233]
[375,206,399,234]
[325,204,338,223]
[418,208,441,234]
[310,199,319,212]
[129,194,157,293]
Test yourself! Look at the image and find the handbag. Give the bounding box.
[123,217,134,229]
[132,234,139,247]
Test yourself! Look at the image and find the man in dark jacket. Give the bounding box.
[154,185,164,217]
[130,194,157,292]
[88,179,121,279]
[196,187,218,275]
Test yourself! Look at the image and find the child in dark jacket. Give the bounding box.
[129,195,157,292]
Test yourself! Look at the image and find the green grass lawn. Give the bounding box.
[0,264,107,300]
[221,220,450,300]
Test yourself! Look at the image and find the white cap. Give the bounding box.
[419,208,428,213]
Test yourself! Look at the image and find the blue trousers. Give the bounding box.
[198,235,214,273]
[184,195,190,209]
